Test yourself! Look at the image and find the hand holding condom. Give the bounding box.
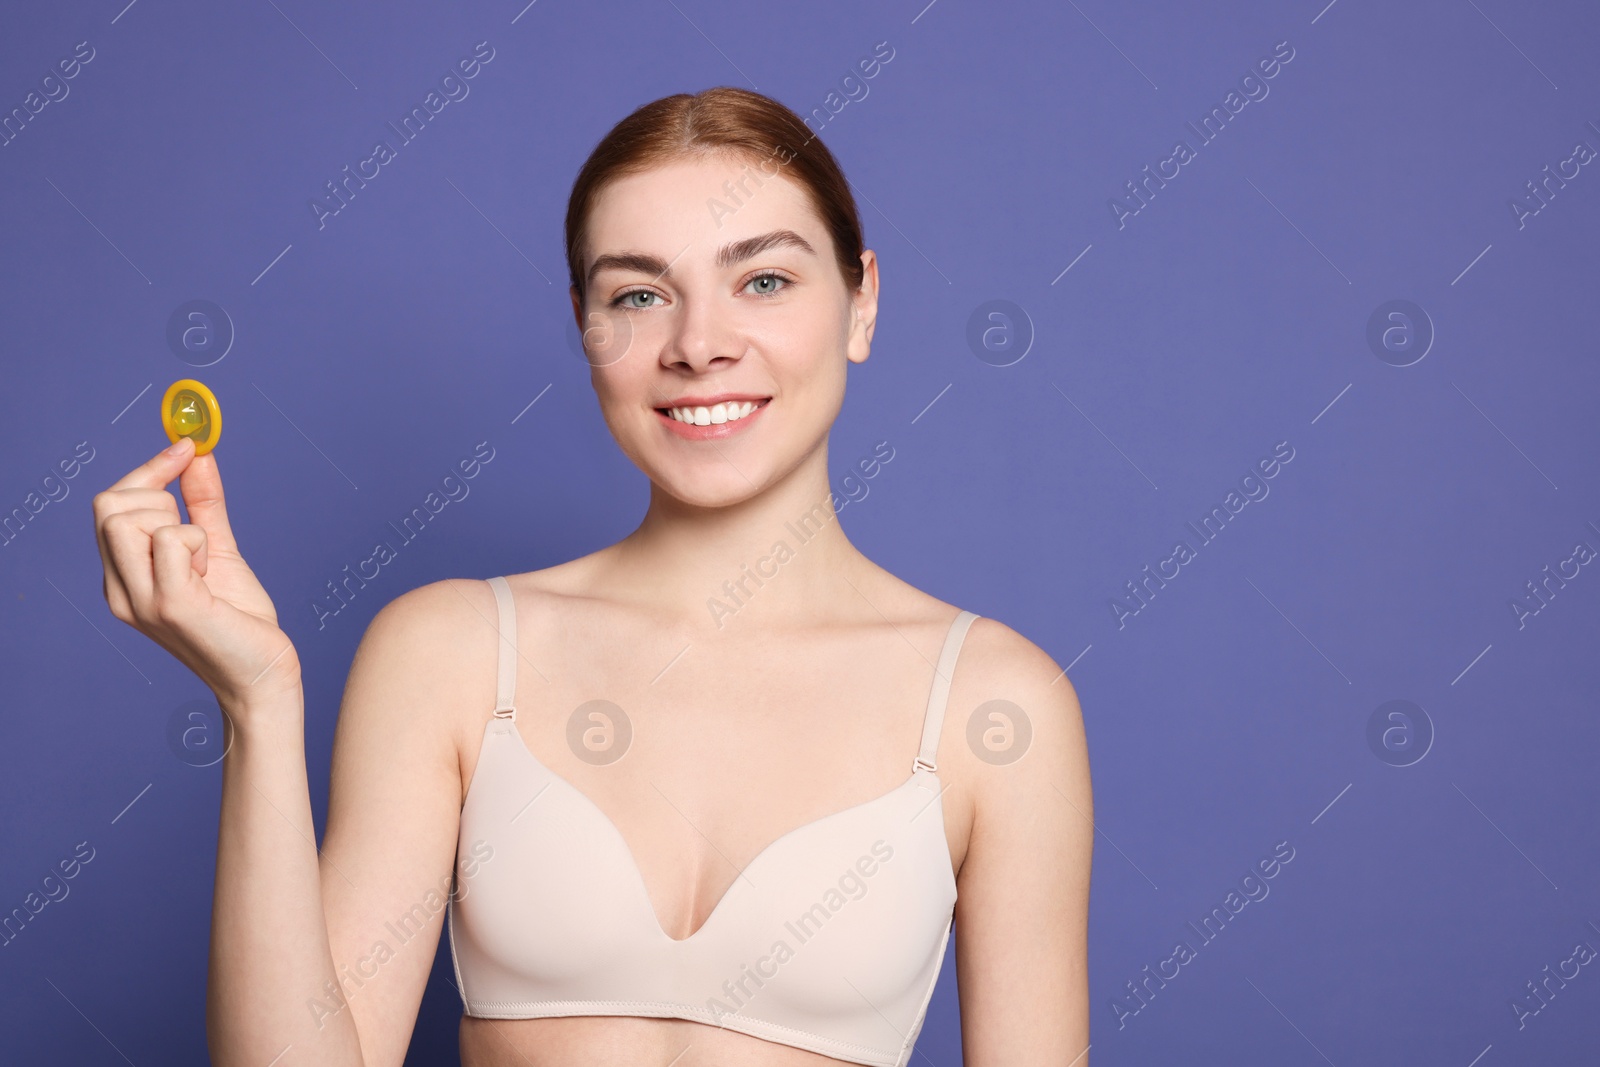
[89,378,301,714]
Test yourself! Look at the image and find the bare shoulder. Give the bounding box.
[378,565,590,705]
[941,611,1091,809]
[952,613,1085,721]
[334,580,489,748]
[367,574,491,627]
[861,563,1090,790]
[357,576,496,678]
[360,554,631,717]
[363,565,573,674]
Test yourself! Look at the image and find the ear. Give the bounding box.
[846,249,879,366]
[570,286,584,330]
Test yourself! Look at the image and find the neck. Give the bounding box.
[597,446,868,633]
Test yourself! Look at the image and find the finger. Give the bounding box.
[102,507,199,612]
[153,513,209,578]
[93,488,181,616]
[93,498,130,615]
[105,436,195,496]
[178,451,237,554]
[151,524,210,619]
[101,508,164,611]
[101,486,183,512]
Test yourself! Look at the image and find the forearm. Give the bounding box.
[207,686,365,1066]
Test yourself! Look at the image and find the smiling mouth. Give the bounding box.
[654,398,772,426]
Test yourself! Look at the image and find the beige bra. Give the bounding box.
[448,576,979,1066]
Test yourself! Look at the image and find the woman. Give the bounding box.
[92,87,1091,1066]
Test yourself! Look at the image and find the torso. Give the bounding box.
[447,557,981,1066]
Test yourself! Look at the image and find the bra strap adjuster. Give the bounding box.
[912,755,937,774]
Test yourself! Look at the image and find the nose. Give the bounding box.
[662,289,745,373]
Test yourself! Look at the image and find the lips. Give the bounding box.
[654,397,771,440]
[654,393,771,410]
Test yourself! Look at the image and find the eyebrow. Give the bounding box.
[585,229,817,287]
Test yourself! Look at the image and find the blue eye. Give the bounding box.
[610,289,660,311]
[746,272,790,296]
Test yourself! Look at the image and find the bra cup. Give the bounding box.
[723,784,957,1021]
[455,725,659,989]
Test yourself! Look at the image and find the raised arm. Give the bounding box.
[949,621,1093,1065]
[93,440,475,1065]
[94,439,363,1063]
[206,579,475,1065]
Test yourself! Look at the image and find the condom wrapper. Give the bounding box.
[161,379,222,455]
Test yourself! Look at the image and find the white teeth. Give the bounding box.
[666,400,760,425]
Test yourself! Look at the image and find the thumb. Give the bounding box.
[178,450,238,553]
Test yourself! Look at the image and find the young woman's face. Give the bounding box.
[574,152,877,509]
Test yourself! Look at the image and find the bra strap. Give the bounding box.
[914,610,979,774]
[486,576,518,721]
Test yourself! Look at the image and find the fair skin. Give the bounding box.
[92,150,1091,1066]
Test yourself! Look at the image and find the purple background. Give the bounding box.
[4,0,1598,1063]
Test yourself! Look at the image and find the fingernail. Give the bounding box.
[166,437,192,456]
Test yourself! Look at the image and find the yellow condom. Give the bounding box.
[161,379,222,455]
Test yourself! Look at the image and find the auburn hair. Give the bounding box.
[564,87,866,304]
